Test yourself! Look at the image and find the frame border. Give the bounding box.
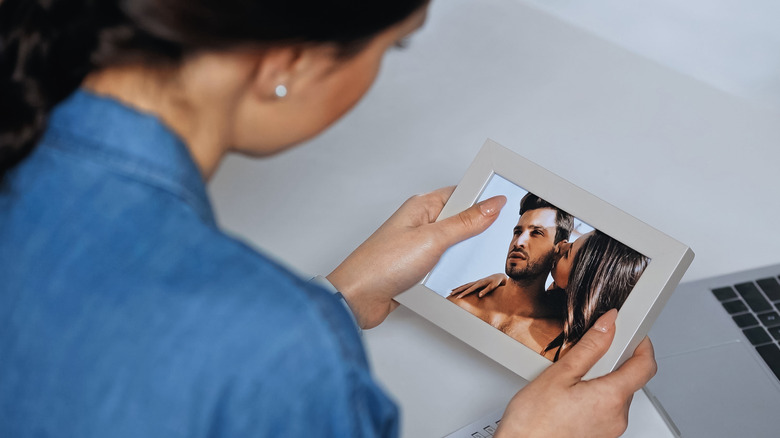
[396,139,694,380]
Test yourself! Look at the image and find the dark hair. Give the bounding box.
[519,192,573,244]
[0,0,427,179]
[545,230,649,360]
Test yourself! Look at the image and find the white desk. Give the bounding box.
[210,0,780,436]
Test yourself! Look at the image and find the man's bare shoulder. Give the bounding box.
[447,292,480,313]
[447,284,507,318]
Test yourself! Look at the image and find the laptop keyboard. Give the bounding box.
[712,276,780,381]
[444,409,502,438]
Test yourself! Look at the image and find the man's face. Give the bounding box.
[505,208,558,283]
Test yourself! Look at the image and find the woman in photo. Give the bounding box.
[545,231,650,360]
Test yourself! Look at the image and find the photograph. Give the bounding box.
[425,174,650,361]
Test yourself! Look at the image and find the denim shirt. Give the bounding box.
[0,90,399,437]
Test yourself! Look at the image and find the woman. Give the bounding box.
[0,1,655,437]
[451,230,649,361]
[545,231,650,359]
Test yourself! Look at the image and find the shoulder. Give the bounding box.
[447,284,507,316]
[0,111,399,435]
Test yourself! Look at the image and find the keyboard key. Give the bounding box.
[758,311,780,328]
[756,344,780,381]
[735,282,773,312]
[712,286,737,301]
[758,277,780,302]
[722,299,748,314]
[483,425,496,435]
[743,327,772,345]
[733,313,759,328]
[768,326,780,341]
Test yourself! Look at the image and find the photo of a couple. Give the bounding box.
[425,176,650,361]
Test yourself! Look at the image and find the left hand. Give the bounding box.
[327,187,506,329]
[495,310,657,438]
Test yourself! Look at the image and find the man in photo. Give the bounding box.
[447,193,573,359]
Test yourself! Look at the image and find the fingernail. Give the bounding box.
[478,196,507,216]
[594,309,618,333]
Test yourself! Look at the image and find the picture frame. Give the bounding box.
[396,139,694,381]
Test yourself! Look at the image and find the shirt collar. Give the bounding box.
[44,89,216,225]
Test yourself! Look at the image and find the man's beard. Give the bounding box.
[505,250,555,284]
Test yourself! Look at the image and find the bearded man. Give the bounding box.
[447,193,573,359]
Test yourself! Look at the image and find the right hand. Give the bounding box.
[495,309,657,438]
[448,273,507,299]
[327,188,506,329]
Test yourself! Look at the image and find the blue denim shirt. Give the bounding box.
[0,90,399,437]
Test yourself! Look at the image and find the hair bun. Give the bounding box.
[0,0,111,179]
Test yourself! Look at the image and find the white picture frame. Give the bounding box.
[396,139,694,381]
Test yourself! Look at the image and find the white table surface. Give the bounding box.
[209,0,780,436]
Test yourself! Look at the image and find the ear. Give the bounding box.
[249,45,340,102]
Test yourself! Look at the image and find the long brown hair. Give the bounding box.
[546,230,650,360]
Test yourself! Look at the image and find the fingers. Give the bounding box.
[415,186,457,223]
[449,282,481,299]
[450,281,475,296]
[596,337,657,395]
[548,309,618,381]
[435,195,507,248]
[478,281,497,297]
[427,186,457,204]
[480,275,505,297]
[450,274,505,298]
[456,282,482,299]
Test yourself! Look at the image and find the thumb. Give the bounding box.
[549,309,618,381]
[435,196,507,247]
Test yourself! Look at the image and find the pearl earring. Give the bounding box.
[275,84,288,98]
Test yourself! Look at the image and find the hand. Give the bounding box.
[449,273,507,299]
[495,309,657,438]
[327,187,506,329]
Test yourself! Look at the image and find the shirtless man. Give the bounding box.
[448,193,573,359]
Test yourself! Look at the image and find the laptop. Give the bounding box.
[646,263,780,437]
